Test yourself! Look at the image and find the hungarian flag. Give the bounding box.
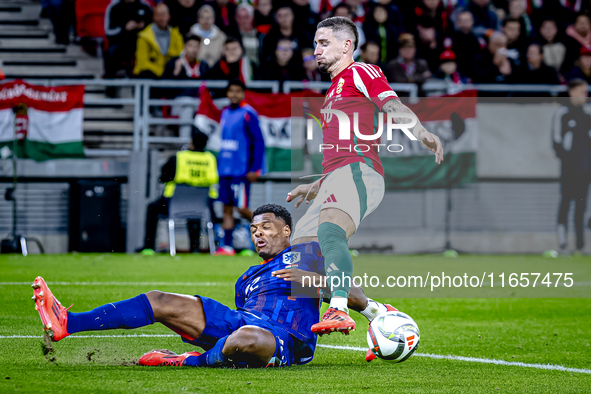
[194,87,322,172]
[0,81,85,161]
[378,91,478,189]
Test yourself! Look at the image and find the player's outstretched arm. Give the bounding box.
[271,268,368,312]
[382,100,444,164]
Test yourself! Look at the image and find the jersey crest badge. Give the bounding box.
[283,252,301,265]
[336,78,345,94]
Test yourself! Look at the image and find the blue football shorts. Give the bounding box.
[181,295,309,367]
[218,176,250,209]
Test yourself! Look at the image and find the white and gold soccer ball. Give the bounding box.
[367,311,420,363]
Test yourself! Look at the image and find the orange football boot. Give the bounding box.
[311,307,356,336]
[365,349,377,362]
[384,304,398,312]
[31,276,72,342]
[138,350,201,366]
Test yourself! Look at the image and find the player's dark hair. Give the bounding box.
[568,78,588,90]
[317,16,359,51]
[227,78,246,92]
[191,126,208,151]
[252,204,292,232]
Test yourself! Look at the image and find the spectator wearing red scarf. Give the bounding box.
[163,34,210,97]
[254,0,273,35]
[207,37,255,83]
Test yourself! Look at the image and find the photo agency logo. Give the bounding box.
[304,107,419,153]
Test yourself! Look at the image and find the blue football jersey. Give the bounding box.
[234,241,325,357]
[218,104,265,177]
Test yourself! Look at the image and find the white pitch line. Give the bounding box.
[316,344,591,375]
[0,282,225,286]
[1,335,589,375]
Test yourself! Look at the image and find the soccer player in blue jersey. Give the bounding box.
[215,79,266,256]
[31,204,393,367]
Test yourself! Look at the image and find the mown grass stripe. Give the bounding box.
[1,335,589,375]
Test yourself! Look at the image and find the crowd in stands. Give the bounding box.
[42,0,591,93]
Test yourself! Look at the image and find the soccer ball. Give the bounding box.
[367,311,420,363]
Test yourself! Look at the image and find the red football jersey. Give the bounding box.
[321,62,399,177]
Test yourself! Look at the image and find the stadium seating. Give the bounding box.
[0,1,101,79]
[75,0,111,56]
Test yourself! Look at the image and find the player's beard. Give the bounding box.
[317,61,331,73]
[317,55,338,73]
[258,250,274,260]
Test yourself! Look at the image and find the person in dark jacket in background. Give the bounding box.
[385,33,432,85]
[553,78,591,253]
[165,0,203,37]
[363,3,404,65]
[451,0,501,37]
[450,10,483,80]
[104,0,153,79]
[262,38,306,85]
[472,32,514,83]
[514,42,559,84]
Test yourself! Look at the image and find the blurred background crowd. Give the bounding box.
[37,0,591,92]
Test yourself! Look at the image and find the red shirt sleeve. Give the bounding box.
[353,64,399,110]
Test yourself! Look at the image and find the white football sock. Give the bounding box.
[359,299,388,322]
[329,297,349,314]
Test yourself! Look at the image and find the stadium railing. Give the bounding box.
[421,80,568,97]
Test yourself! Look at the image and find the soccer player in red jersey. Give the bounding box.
[287,17,444,335]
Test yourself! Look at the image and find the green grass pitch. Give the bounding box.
[1,253,590,393]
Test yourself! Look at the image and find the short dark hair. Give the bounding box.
[568,78,588,90]
[360,40,380,52]
[227,78,246,92]
[191,126,208,151]
[185,33,201,44]
[333,3,352,16]
[527,42,542,55]
[252,204,292,232]
[224,36,241,46]
[540,17,557,26]
[317,16,359,51]
[503,17,521,28]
